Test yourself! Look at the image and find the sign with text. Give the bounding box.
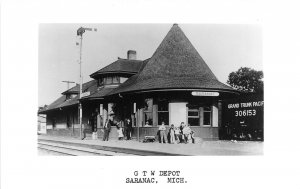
[191,91,219,96]
[221,94,264,140]
[222,94,264,129]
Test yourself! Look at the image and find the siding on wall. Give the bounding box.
[55,123,67,129]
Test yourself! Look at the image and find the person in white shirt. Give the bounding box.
[116,122,124,140]
[144,121,150,127]
[182,124,191,144]
[158,122,167,143]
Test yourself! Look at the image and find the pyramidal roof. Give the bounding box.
[110,24,235,94]
[139,24,218,81]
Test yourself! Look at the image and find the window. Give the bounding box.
[112,76,119,83]
[144,98,153,126]
[98,78,104,86]
[158,99,169,125]
[120,77,128,83]
[188,105,199,126]
[104,76,120,85]
[66,94,77,100]
[106,77,113,84]
[203,106,211,126]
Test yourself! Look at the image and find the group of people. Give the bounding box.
[85,115,194,144]
[102,118,133,141]
[158,122,195,144]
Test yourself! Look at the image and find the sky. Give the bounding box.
[38,24,262,106]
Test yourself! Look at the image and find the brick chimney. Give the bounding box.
[127,50,137,60]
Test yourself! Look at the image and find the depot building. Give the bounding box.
[39,24,240,140]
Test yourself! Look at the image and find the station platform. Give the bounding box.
[38,135,263,156]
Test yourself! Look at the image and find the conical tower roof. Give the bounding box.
[110,24,235,94]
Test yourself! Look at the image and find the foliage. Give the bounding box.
[227,67,263,93]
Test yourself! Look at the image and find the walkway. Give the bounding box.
[38,135,263,155]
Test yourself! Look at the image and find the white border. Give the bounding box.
[1,0,300,189]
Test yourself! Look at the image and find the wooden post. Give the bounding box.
[103,104,108,126]
[199,107,204,127]
[137,108,140,142]
[218,100,222,127]
[153,104,158,127]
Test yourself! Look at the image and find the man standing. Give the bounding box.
[158,121,167,143]
[103,119,111,141]
[124,118,132,140]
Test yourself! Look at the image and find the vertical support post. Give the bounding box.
[137,108,140,142]
[72,112,75,136]
[76,26,97,139]
[79,34,83,139]
[199,107,204,127]
[212,103,219,127]
[218,100,222,127]
[153,104,158,127]
[99,104,103,128]
[103,104,108,126]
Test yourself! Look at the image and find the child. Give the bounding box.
[190,130,195,144]
[116,123,124,140]
[169,124,176,144]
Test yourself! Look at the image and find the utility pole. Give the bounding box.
[77,27,97,139]
[62,81,75,90]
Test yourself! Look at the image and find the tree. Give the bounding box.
[227,67,263,93]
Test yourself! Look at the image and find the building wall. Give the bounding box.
[43,92,225,140]
[38,114,47,134]
[46,127,81,137]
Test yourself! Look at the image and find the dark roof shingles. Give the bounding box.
[82,87,115,99]
[90,59,144,77]
[62,80,97,94]
[110,24,236,95]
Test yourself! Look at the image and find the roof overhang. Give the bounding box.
[38,103,79,114]
[109,88,240,96]
[90,71,138,78]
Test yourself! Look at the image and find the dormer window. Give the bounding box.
[98,78,104,86]
[66,94,77,100]
[112,76,120,83]
[106,77,113,84]
[98,76,121,86]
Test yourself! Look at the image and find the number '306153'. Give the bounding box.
[235,110,256,117]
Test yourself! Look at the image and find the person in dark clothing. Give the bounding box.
[103,119,111,141]
[81,123,86,140]
[124,118,132,140]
